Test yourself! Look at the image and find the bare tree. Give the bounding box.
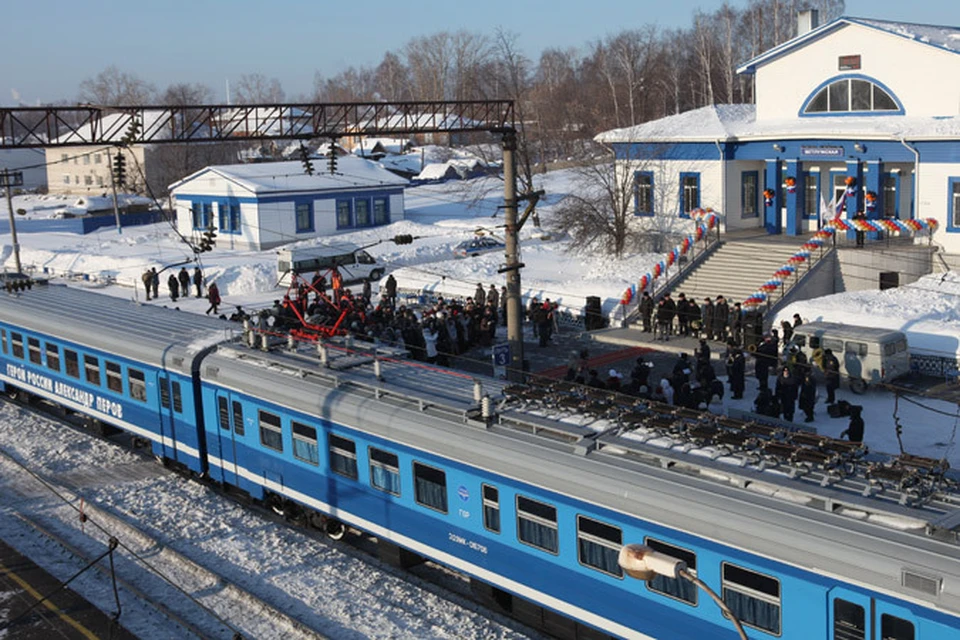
[161,82,214,105]
[234,73,285,104]
[374,52,411,101]
[78,66,156,105]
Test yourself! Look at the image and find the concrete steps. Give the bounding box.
[667,241,802,304]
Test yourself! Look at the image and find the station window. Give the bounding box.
[232,401,245,435]
[64,349,80,378]
[634,171,654,216]
[369,447,400,494]
[413,462,448,513]
[11,332,24,358]
[741,171,759,218]
[128,368,146,402]
[84,355,101,386]
[218,397,230,430]
[880,614,914,640]
[329,434,358,479]
[355,199,371,227]
[482,484,500,533]
[516,495,558,554]
[45,344,60,372]
[833,599,865,640]
[336,200,353,229]
[171,381,182,413]
[28,337,42,365]
[577,516,622,577]
[292,421,319,465]
[258,410,283,452]
[105,361,123,393]
[646,538,698,604]
[721,563,781,635]
[679,173,700,217]
[295,202,313,233]
[803,77,899,114]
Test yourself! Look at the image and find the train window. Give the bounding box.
[64,349,80,378]
[258,411,283,452]
[645,538,698,605]
[45,344,60,372]
[329,434,358,479]
[577,516,622,578]
[516,495,558,554]
[218,397,230,430]
[482,484,500,533]
[880,614,914,640]
[292,421,319,466]
[28,337,42,364]
[128,368,146,402]
[833,599,865,640]
[105,361,123,393]
[171,381,182,413]
[721,563,781,635]
[84,355,101,386]
[159,377,170,408]
[11,332,24,358]
[414,462,448,513]
[1,329,5,353]
[232,401,245,436]
[369,447,399,494]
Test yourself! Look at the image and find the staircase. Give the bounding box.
[666,241,804,304]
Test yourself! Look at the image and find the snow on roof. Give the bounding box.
[351,137,412,156]
[595,104,960,143]
[170,155,407,195]
[415,158,484,181]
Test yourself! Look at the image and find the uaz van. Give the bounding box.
[277,243,383,287]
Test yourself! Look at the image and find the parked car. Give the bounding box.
[452,235,505,258]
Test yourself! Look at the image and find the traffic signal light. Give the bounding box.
[113,152,126,188]
[3,278,33,293]
[300,144,314,176]
[199,226,217,252]
[393,234,413,245]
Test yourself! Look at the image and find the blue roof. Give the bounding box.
[737,16,960,75]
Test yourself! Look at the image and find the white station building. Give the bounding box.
[597,13,960,257]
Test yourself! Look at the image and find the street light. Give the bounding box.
[618,544,748,640]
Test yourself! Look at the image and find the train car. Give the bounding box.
[197,335,960,640]
[0,282,237,472]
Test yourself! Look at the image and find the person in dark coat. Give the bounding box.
[206,282,221,315]
[793,313,803,329]
[822,348,841,404]
[780,320,794,345]
[676,293,690,336]
[178,267,190,298]
[535,302,553,347]
[167,273,180,301]
[730,302,743,346]
[701,297,715,341]
[726,346,746,399]
[754,334,779,392]
[474,283,486,307]
[487,284,499,311]
[714,296,730,343]
[586,369,605,389]
[630,356,652,390]
[150,267,160,299]
[638,292,654,333]
[853,210,867,247]
[688,300,702,338]
[799,370,817,422]
[141,269,154,300]
[193,267,204,298]
[754,386,778,418]
[383,274,397,307]
[655,297,671,341]
[841,405,865,442]
[775,366,799,422]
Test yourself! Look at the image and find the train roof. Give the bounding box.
[205,336,960,618]
[0,282,239,373]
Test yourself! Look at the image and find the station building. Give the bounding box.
[596,13,960,258]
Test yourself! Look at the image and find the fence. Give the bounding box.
[0,210,164,235]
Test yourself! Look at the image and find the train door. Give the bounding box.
[214,392,241,487]
[830,588,917,640]
[156,375,178,461]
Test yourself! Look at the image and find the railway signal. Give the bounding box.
[199,226,217,252]
[113,152,126,188]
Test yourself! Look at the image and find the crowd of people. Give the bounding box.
[140,265,221,315]
[637,290,762,346]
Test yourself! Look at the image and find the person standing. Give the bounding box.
[730,302,744,346]
[799,370,817,422]
[206,281,221,315]
[486,284,499,312]
[536,302,553,348]
[638,291,654,333]
[727,346,746,399]
[841,405,865,442]
[474,283,486,307]
[701,297,715,341]
[822,348,841,404]
[676,293,690,336]
[150,267,160,300]
[853,210,867,248]
[141,269,154,300]
[754,334,778,392]
[775,366,799,422]
[714,295,730,343]
[193,267,204,298]
[167,273,180,301]
[178,267,190,299]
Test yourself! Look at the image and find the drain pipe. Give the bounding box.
[714,139,726,235]
[900,137,920,220]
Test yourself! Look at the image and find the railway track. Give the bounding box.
[0,398,539,640]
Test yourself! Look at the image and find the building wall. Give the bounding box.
[835,245,936,292]
[917,162,960,254]
[723,160,766,231]
[756,23,960,121]
[620,157,725,236]
[46,146,146,195]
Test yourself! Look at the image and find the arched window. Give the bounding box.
[800,75,902,116]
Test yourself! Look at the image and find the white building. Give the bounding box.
[169,155,406,251]
[596,13,960,255]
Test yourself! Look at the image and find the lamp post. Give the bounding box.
[618,544,748,640]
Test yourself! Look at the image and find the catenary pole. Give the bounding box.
[2,168,23,273]
[502,130,525,382]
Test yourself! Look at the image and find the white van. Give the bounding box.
[276,243,384,287]
[788,321,910,393]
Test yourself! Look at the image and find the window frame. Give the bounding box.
[336,199,353,229]
[576,515,623,578]
[124,367,145,402]
[105,360,123,393]
[64,349,80,378]
[368,446,400,495]
[171,380,183,413]
[482,484,501,534]
[880,613,915,640]
[833,598,866,640]
[948,177,960,233]
[258,410,284,452]
[644,537,699,605]
[84,354,101,386]
[413,461,448,514]
[721,562,782,636]
[803,171,820,220]
[355,198,372,227]
[679,172,700,218]
[295,201,314,233]
[741,171,759,218]
[516,494,559,555]
[292,420,319,466]
[232,400,245,435]
[0,329,5,354]
[800,74,904,117]
[633,171,655,217]
[10,332,24,359]
[329,433,359,480]
[882,172,900,219]
[372,197,390,225]
[27,337,42,365]
[45,343,60,372]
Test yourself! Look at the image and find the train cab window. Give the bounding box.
[721,563,781,635]
[292,421,319,465]
[64,349,80,378]
[482,484,500,533]
[258,411,283,452]
[232,401,245,436]
[645,538,698,604]
[28,337,42,364]
[45,344,60,372]
[171,381,182,413]
[833,599,865,640]
[329,434,358,479]
[1,329,6,354]
[84,355,101,386]
[880,614,914,640]
[577,516,622,577]
[368,447,399,494]
[128,368,146,402]
[413,462,448,514]
[516,495,558,554]
[11,332,24,358]
[218,397,230,430]
[105,361,123,393]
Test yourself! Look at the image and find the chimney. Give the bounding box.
[797,9,820,36]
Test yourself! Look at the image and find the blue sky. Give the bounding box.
[2,0,959,105]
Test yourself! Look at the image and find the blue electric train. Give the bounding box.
[1,282,959,640]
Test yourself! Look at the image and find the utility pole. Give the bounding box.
[1,168,24,273]
[501,130,525,382]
